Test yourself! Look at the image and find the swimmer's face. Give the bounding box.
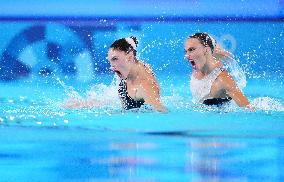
[108,48,132,79]
[184,38,207,71]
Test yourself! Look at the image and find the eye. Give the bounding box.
[111,57,118,62]
[185,48,195,54]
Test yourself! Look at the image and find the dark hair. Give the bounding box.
[189,33,216,53]
[110,36,138,56]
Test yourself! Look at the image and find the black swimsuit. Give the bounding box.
[199,68,232,106]
[203,97,232,106]
[118,79,145,110]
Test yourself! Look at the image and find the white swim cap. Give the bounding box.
[125,37,137,50]
[208,34,217,49]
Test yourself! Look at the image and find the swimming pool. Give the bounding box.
[0,20,284,181]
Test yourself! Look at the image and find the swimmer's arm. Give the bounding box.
[219,72,251,108]
[140,79,168,113]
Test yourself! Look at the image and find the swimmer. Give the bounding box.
[184,32,251,108]
[64,36,167,112]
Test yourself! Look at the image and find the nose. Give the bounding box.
[184,53,191,60]
[109,61,116,70]
[109,66,115,71]
[184,54,189,59]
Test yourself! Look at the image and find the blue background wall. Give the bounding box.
[1,0,283,18]
[0,1,283,81]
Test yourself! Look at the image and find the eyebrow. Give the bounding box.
[111,56,118,60]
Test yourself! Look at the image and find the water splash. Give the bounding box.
[223,58,247,89]
[54,76,81,99]
[54,74,121,110]
[86,82,120,107]
[251,97,284,111]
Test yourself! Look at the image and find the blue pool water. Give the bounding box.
[0,20,284,181]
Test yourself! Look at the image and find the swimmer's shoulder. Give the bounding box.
[215,68,237,90]
[138,61,156,80]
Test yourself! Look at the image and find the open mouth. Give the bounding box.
[190,60,197,70]
[114,70,122,78]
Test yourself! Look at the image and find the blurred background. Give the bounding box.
[0,0,283,81]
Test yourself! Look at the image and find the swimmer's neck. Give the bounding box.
[200,57,220,75]
[126,59,140,81]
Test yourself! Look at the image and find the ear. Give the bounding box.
[126,51,135,61]
[204,47,211,55]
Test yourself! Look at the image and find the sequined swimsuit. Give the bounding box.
[190,67,231,106]
[118,79,145,110]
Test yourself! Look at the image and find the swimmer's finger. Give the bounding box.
[215,50,235,62]
[62,98,83,108]
[215,47,234,57]
[224,51,234,59]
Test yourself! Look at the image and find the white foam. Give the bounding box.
[86,82,120,107]
[251,97,284,111]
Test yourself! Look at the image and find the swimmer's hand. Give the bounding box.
[246,104,256,111]
[63,98,100,108]
[213,44,234,61]
[155,105,168,113]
